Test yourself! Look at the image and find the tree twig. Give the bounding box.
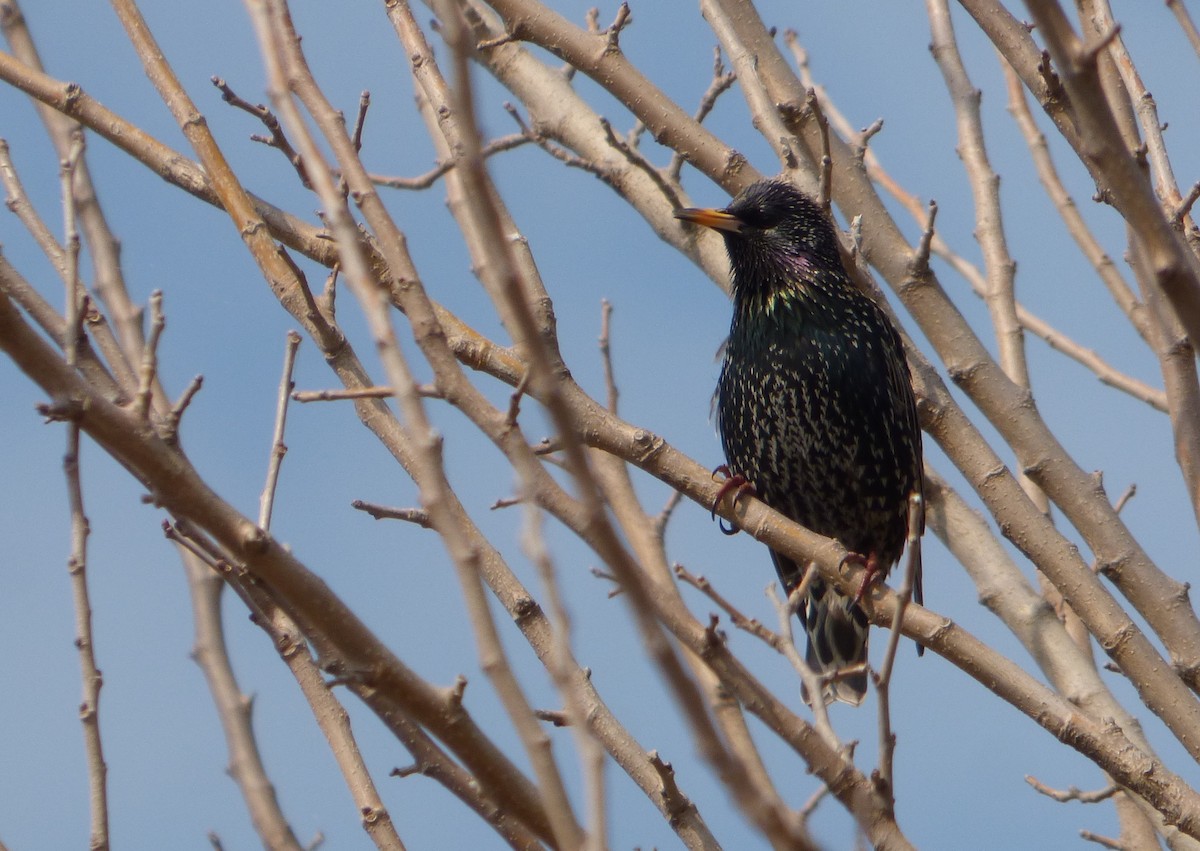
[132,290,164,422]
[1026,775,1119,804]
[260,331,301,530]
[63,423,109,851]
[872,492,924,813]
[350,501,432,527]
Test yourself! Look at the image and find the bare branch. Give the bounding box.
[598,299,618,414]
[260,331,301,530]
[1027,776,1119,804]
[350,90,370,153]
[164,375,203,441]
[0,136,67,273]
[6,1,1200,846]
[927,0,1031,400]
[1167,0,1200,62]
[370,133,529,190]
[1079,830,1125,850]
[804,89,832,214]
[59,131,85,367]
[212,75,311,188]
[351,501,432,527]
[873,492,924,812]
[63,424,109,851]
[163,525,304,850]
[667,47,737,183]
[132,290,164,422]
[1020,2,1200,354]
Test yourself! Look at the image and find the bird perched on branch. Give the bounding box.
[675,178,923,706]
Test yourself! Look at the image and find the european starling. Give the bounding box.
[675,178,923,706]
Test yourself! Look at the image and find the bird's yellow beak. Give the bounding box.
[674,207,745,234]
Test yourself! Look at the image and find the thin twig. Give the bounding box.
[0,136,67,273]
[260,331,301,530]
[674,561,840,752]
[319,264,338,320]
[132,290,164,421]
[675,564,783,648]
[1171,180,1200,236]
[1078,830,1125,850]
[370,133,529,190]
[598,299,618,414]
[597,116,682,207]
[911,201,937,280]
[64,423,110,851]
[928,0,1031,400]
[857,67,1168,412]
[164,524,305,850]
[652,490,684,544]
[340,91,371,198]
[1,2,152,387]
[798,784,829,820]
[253,597,405,851]
[804,89,832,215]
[212,75,311,188]
[701,0,801,178]
[350,91,370,153]
[1001,63,1154,344]
[171,520,406,851]
[873,492,924,812]
[295,386,387,402]
[505,103,612,183]
[533,708,571,727]
[1101,0,1195,243]
[600,2,631,51]
[522,503,608,850]
[695,47,736,128]
[1112,483,1137,515]
[1026,775,1119,804]
[667,47,736,183]
[60,132,85,366]
[351,501,432,527]
[794,26,1169,424]
[506,370,530,427]
[164,375,204,442]
[1167,0,1200,62]
[766,578,839,748]
[0,142,132,398]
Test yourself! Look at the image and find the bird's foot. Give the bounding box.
[711,464,756,535]
[841,550,883,606]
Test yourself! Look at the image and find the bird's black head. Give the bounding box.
[675,179,844,303]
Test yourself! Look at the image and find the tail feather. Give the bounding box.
[803,578,870,706]
[772,552,870,706]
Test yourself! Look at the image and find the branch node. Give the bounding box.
[1079,23,1122,68]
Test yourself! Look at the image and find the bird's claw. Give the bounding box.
[841,551,883,606]
[711,465,756,535]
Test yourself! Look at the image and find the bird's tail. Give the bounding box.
[802,579,870,706]
[772,553,869,706]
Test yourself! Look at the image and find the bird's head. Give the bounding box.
[675,179,843,301]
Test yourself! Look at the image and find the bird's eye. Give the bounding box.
[731,206,778,230]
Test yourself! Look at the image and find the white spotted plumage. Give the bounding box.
[704,179,923,706]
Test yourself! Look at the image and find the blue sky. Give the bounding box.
[2,1,1198,848]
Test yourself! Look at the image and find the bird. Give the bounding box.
[675,178,923,706]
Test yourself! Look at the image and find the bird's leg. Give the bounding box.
[711,464,757,535]
[841,550,883,606]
